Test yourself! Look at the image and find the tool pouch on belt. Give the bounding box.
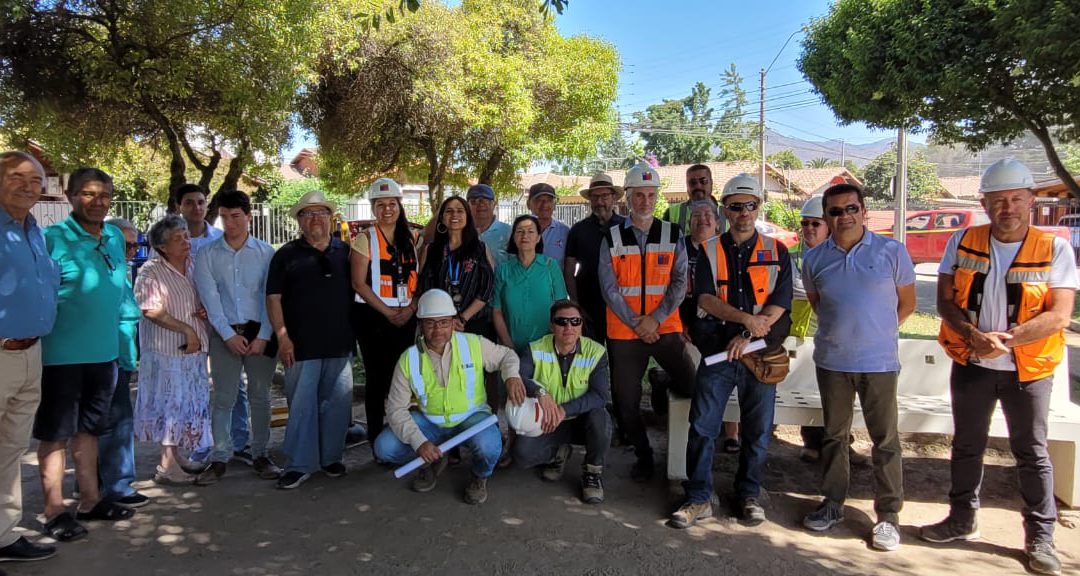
[740,344,790,384]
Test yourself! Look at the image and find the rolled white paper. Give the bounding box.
[393,413,499,478]
[703,338,768,366]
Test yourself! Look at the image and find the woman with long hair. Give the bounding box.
[418,196,494,336]
[492,214,567,351]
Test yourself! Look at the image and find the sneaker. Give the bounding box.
[871,521,901,552]
[179,459,210,475]
[630,456,654,483]
[803,502,844,532]
[231,448,255,467]
[411,457,447,493]
[920,516,979,543]
[194,462,227,486]
[722,437,741,453]
[669,501,712,529]
[849,446,870,467]
[542,444,572,482]
[0,536,56,562]
[581,465,604,504]
[322,462,347,478]
[345,421,368,448]
[1026,541,1062,575]
[253,456,283,480]
[464,475,488,505]
[740,497,766,527]
[275,471,311,490]
[114,492,151,508]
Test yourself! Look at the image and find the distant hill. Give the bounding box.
[764,128,892,167]
[923,132,1057,179]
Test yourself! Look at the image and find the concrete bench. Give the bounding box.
[667,337,1080,507]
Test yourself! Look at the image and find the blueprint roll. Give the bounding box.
[703,338,767,366]
[393,414,499,478]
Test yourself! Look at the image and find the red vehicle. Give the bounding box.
[756,220,799,249]
[872,209,1070,263]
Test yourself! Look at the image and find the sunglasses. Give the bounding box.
[827,204,861,217]
[552,317,583,327]
[95,239,115,272]
[800,220,823,228]
[724,201,759,213]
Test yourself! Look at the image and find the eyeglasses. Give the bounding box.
[422,319,454,329]
[95,239,115,272]
[826,204,861,217]
[299,209,332,220]
[724,201,759,213]
[551,317,583,327]
[800,220,823,228]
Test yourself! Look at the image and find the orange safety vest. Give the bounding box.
[606,219,684,340]
[938,225,1063,382]
[357,225,417,307]
[704,233,780,313]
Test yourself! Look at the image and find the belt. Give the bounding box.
[1,337,39,351]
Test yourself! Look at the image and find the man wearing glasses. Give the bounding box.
[564,173,625,341]
[671,174,792,529]
[800,183,916,553]
[513,300,611,504]
[663,164,727,235]
[37,167,134,542]
[266,191,355,490]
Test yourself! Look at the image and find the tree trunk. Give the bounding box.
[205,142,249,223]
[142,101,186,211]
[478,147,504,186]
[423,139,442,214]
[1028,124,1080,198]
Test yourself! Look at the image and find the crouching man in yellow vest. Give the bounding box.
[373,289,523,505]
[920,159,1078,576]
[511,300,611,504]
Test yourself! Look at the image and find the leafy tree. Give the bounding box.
[1061,144,1080,174]
[799,0,1080,196]
[862,146,943,201]
[712,63,759,162]
[632,82,715,165]
[763,200,800,231]
[768,150,803,170]
[808,157,837,169]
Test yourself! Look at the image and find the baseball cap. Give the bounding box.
[528,183,556,200]
[466,184,495,201]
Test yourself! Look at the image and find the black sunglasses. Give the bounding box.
[95,239,115,272]
[552,317,583,327]
[827,204,861,217]
[724,201,759,213]
[800,220,823,228]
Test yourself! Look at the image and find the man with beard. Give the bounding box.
[664,164,726,235]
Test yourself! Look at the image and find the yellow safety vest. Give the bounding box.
[528,334,605,405]
[400,332,487,427]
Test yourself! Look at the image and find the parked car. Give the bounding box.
[872,209,1070,263]
[756,220,799,249]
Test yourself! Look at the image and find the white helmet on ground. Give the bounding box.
[800,196,824,219]
[979,159,1034,194]
[416,289,457,319]
[505,397,544,437]
[721,173,763,200]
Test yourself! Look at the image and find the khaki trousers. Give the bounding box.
[0,342,43,547]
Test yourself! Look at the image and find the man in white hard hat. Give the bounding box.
[921,159,1077,575]
[663,164,726,235]
[564,173,626,340]
[598,162,696,481]
[800,183,916,552]
[266,190,355,490]
[374,289,523,505]
[513,300,611,504]
[671,174,792,529]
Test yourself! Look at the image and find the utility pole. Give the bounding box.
[759,68,767,203]
[894,129,909,244]
[840,139,846,166]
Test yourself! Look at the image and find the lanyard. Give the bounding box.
[447,253,462,287]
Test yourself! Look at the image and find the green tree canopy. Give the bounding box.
[768,150,803,170]
[862,146,942,201]
[799,0,1080,196]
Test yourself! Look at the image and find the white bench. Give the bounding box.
[667,337,1080,507]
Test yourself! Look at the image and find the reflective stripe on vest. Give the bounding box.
[356,226,417,306]
[705,234,780,314]
[937,225,1063,382]
[529,334,604,405]
[605,220,684,340]
[404,332,486,426]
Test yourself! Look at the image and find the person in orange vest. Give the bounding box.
[921,159,1077,576]
[598,163,697,482]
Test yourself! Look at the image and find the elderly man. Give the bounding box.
[467,184,512,268]
[374,289,521,505]
[599,163,697,481]
[266,190,355,490]
[664,164,726,235]
[921,160,1077,575]
[0,151,58,562]
[512,300,611,504]
[671,175,792,529]
[36,167,135,542]
[801,183,916,552]
[564,173,626,341]
[527,183,571,267]
[194,190,281,485]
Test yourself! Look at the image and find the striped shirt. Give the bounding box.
[134,255,210,356]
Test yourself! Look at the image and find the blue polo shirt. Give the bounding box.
[41,216,127,366]
[0,207,59,339]
[802,229,915,373]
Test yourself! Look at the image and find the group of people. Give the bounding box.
[0,149,1072,575]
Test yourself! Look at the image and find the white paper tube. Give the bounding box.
[703,338,768,366]
[393,413,499,478]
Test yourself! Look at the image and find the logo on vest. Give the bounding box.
[658,254,669,265]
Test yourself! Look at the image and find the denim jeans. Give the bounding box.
[97,368,136,499]
[684,359,776,503]
[373,410,501,479]
[282,356,353,474]
[513,407,610,469]
[191,380,250,461]
[209,334,275,462]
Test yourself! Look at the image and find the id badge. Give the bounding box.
[396,283,410,306]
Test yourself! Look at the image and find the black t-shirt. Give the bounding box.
[565,213,626,320]
[691,232,793,357]
[680,236,702,331]
[266,237,355,361]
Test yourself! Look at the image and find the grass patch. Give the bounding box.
[900,312,941,340]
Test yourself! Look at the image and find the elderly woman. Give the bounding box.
[492,214,567,351]
[133,214,212,484]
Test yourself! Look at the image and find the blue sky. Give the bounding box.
[285,0,912,164]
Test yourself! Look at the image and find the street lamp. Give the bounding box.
[760,27,807,204]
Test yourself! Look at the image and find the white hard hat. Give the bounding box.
[416,289,457,319]
[721,173,763,200]
[623,163,660,190]
[368,178,403,200]
[505,397,544,437]
[800,196,824,219]
[980,158,1034,194]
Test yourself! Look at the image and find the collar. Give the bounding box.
[825,227,870,253]
[297,236,340,252]
[591,212,623,227]
[62,214,116,241]
[215,234,260,252]
[553,338,580,357]
[0,204,36,229]
[722,230,759,250]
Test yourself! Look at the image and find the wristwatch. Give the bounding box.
[535,387,548,398]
